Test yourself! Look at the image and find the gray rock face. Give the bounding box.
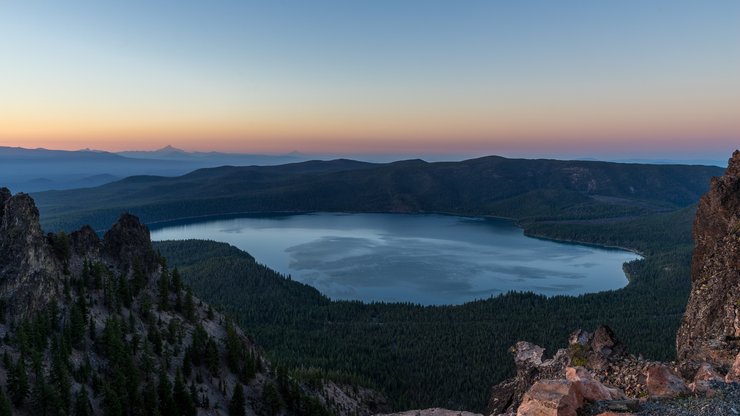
[0,188,61,319]
[102,213,159,275]
[676,150,740,368]
[0,191,160,320]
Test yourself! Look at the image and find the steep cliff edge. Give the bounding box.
[676,150,740,369]
[0,189,61,319]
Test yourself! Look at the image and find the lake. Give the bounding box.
[150,213,640,305]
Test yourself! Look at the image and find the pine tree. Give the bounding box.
[173,369,195,416]
[158,270,170,311]
[30,375,55,416]
[224,320,242,374]
[228,383,246,416]
[0,388,12,416]
[183,288,196,322]
[74,387,91,416]
[262,382,282,416]
[205,337,219,377]
[7,357,29,406]
[103,383,123,416]
[157,367,175,416]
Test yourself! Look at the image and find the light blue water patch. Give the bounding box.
[150,213,640,305]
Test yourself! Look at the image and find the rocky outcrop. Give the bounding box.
[102,212,159,274]
[0,188,61,318]
[487,326,626,415]
[70,225,101,259]
[676,150,740,368]
[0,189,164,320]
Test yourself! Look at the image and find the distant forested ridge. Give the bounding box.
[33,156,722,232]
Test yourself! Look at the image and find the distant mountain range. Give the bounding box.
[0,145,312,192]
[33,155,724,232]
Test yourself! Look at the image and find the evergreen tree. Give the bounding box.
[224,320,242,374]
[205,337,219,376]
[73,387,91,416]
[103,383,123,416]
[7,357,29,406]
[0,388,12,416]
[173,370,195,416]
[158,270,170,311]
[157,367,175,416]
[228,383,246,416]
[262,382,283,416]
[183,288,196,322]
[30,375,55,416]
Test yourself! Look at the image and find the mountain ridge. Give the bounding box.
[32,156,723,233]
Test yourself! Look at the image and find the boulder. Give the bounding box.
[689,362,723,394]
[565,367,625,401]
[645,364,689,398]
[516,380,582,416]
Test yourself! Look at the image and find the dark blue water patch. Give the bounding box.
[150,212,640,305]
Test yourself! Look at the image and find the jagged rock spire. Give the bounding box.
[102,213,159,274]
[0,190,61,319]
[676,150,740,367]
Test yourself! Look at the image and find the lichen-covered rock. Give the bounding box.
[676,150,740,368]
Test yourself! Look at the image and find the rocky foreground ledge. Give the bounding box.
[485,326,740,416]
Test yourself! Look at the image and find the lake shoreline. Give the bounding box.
[145,209,644,256]
[150,211,640,305]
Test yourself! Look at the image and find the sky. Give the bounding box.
[1,0,738,160]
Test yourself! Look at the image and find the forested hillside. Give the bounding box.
[34,157,721,232]
[155,206,695,411]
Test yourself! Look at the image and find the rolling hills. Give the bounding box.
[32,156,723,232]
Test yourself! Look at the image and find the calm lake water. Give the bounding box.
[150,213,640,305]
